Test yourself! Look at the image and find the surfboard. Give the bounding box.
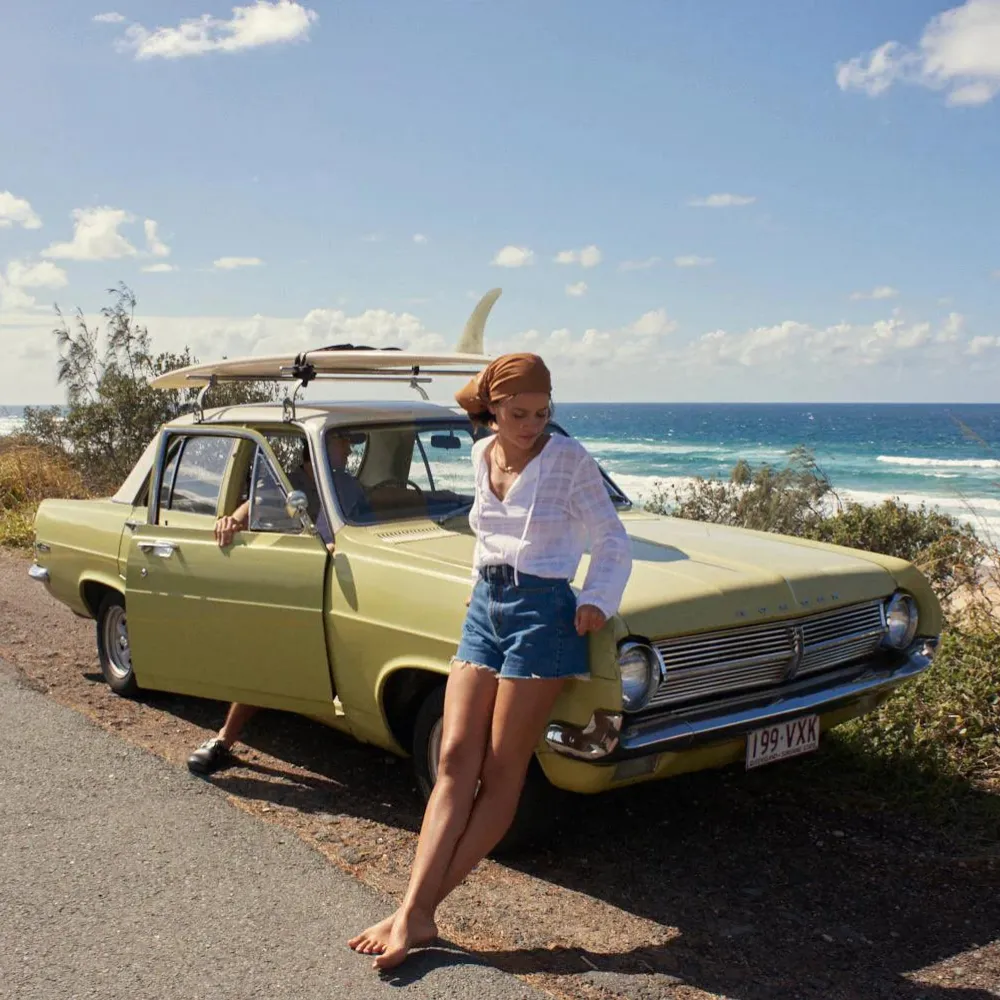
[149,349,491,390]
[150,288,502,390]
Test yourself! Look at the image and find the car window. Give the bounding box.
[157,437,184,511]
[330,422,476,525]
[162,436,235,517]
[248,447,302,534]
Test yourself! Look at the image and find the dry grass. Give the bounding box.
[0,439,90,548]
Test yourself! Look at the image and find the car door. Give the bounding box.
[124,426,335,711]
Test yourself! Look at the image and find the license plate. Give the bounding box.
[745,715,819,770]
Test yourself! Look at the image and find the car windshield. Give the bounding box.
[324,419,631,526]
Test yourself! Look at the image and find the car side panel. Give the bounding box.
[32,498,129,615]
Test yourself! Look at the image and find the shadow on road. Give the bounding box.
[138,688,1000,1000]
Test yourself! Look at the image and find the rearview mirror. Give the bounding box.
[430,433,462,450]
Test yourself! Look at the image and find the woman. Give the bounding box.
[348,352,632,970]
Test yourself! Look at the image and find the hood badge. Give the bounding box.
[738,593,841,620]
[784,627,805,681]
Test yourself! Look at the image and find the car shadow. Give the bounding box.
[498,748,1000,1000]
[137,688,999,999]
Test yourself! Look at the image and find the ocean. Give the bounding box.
[3,402,999,536]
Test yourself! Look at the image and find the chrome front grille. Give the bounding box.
[648,600,887,709]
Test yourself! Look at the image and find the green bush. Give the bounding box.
[644,446,834,537]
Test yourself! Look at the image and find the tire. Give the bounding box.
[411,685,561,855]
[95,593,138,697]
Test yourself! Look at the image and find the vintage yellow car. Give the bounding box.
[28,336,941,841]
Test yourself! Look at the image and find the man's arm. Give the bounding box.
[215,499,250,547]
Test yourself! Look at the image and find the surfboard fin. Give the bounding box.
[455,288,501,354]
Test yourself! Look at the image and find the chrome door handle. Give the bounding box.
[138,541,179,557]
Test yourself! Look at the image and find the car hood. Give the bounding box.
[357,511,896,638]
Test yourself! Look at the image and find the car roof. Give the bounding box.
[164,398,464,429]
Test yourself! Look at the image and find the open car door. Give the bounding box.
[124,426,335,713]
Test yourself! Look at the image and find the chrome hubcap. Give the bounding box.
[103,606,131,680]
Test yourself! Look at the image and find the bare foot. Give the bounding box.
[348,912,397,955]
[372,908,438,971]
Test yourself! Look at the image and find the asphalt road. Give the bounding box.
[0,663,543,1000]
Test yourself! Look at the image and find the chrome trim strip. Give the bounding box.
[617,643,935,756]
[646,599,887,709]
[544,641,936,762]
[28,564,50,584]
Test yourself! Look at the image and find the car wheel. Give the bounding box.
[96,593,138,697]
[411,685,560,855]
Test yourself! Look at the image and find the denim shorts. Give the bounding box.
[455,565,590,680]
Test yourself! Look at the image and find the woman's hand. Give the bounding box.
[575,604,606,635]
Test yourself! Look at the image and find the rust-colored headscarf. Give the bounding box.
[455,352,552,417]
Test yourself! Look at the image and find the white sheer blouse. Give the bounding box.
[468,433,632,619]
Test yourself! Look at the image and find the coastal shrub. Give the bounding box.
[643,446,835,537]
[21,283,278,494]
[830,628,1000,821]
[0,441,88,548]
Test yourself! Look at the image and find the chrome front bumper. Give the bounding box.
[545,638,938,761]
[28,563,50,584]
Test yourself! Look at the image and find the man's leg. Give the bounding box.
[187,703,260,775]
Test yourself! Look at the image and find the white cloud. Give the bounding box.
[554,245,603,268]
[967,335,999,355]
[0,259,68,312]
[93,11,125,23]
[937,312,965,342]
[688,193,756,208]
[674,255,715,268]
[837,0,1000,107]
[492,245,535,268]
[850,285,900,301]
[42,206,138,261]
[631,308,678,337]
[116,1,318,60]
[361,232,384,243]
[618,257,661,272]
[684,312,970,370]
[565,281,588,298]
[144,219,171,257]
[496,308,678,374]
[213,256,263,270]
[0,191,42,230]
[412,233,428,245]
[142,263,178,273]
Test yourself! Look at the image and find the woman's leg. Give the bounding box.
[348,661,499,960]
[372,676,566,970]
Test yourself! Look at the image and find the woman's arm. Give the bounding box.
[568,452,632,624]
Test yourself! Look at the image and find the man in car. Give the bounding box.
[186,432,364,775]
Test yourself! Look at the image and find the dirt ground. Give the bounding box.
[2,547,998,1000]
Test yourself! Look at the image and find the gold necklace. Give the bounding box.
[494,443,524,475]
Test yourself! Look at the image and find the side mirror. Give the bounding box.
[285,490,309,519]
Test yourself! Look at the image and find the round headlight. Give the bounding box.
[882,592,918,650]
[618,641,661,712]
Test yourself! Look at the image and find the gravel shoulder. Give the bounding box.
[1,548,998,1000]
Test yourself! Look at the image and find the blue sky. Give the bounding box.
[1,0,999,404]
